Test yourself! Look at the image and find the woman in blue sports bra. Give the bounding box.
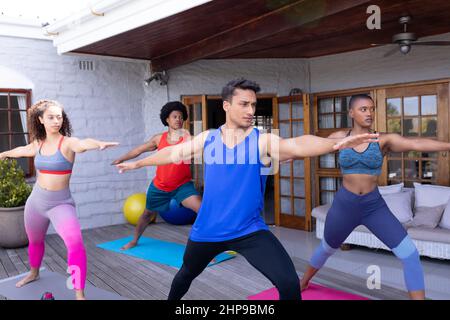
[0,100,118,300]
[301,94,450,300]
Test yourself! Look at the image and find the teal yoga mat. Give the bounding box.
[97,236,235,268]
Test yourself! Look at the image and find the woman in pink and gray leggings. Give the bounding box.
[0,100,118,300]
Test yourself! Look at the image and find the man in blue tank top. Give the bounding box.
[116,78,379,300]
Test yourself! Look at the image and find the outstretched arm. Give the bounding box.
[266,133,379,162]
[0,142,37,159]
[67,137,119,153]
[383,133,450,153]
[111,134,161,165]
[116,130,209,173]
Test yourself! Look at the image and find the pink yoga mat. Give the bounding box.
[248,283,369,300]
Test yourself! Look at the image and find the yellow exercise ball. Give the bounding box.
[123,193,147,225]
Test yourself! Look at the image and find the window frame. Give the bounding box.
[313,89,374,207]
[0,88,33,177]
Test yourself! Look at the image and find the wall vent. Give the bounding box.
[79,60,95,71]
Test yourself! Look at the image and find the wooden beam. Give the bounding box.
[150,0,373,71]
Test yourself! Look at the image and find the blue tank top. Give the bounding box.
[189,127,269,242]
[338,131,383,176]
[34,136,73,175]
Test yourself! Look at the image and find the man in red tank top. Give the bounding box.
[112,102,202,250]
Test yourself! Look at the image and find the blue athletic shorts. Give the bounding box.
[146,181,199,212]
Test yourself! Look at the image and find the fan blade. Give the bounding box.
[370,43,392,46]
[383,46,399,58]
[412,41,450,46]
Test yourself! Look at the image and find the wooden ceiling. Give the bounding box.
[73,0,450,71]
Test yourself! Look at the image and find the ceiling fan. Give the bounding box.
[373,16,450,57]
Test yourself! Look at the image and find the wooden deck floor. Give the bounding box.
[0,223,409,300]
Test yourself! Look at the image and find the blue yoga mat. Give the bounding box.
[97,236,235,268]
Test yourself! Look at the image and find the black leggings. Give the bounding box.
[168,230,301,300]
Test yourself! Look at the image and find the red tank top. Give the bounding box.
[153,131,193,192]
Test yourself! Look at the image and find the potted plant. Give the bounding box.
[0,159,32,248]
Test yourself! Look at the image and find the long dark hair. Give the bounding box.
[28,100,72,142]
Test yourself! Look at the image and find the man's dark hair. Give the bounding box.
[159,101,188,126]
[349,94,374,109]
[221,78,261,102]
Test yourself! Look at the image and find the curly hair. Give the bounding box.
[159,101,188,126]
[28,100,72,142]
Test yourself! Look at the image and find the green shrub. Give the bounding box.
[0,159,32,208]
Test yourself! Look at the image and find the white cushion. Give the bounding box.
[413,182,450,207]
[408,205,446,229]
[440,200,450,230]
[311,204,331,220]
[378,183,404,195]
[382,191,413,223]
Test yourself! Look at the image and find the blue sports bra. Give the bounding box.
[34,136,73,175]
[338,130,383,176]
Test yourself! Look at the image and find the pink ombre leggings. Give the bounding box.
[24,183,87,290]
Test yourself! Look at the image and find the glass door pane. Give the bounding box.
[275,95,310,230]
[385,89,441,186]
[183,97,205,192]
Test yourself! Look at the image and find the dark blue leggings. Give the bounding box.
[310,186,424,292]
[168,230,301,300]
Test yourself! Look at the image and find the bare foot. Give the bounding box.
[300,279,309,292]
[409,290,425,300]
[16,271,40,288]
[75,290,86,300]
[120,241,137,250]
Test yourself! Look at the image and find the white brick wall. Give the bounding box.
[1,36,150,231]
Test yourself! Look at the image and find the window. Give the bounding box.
[386,94,439,186]
[319,176,342,205]
[0,89,32,176]
[317,96,353,129]
[314,91,371,206]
